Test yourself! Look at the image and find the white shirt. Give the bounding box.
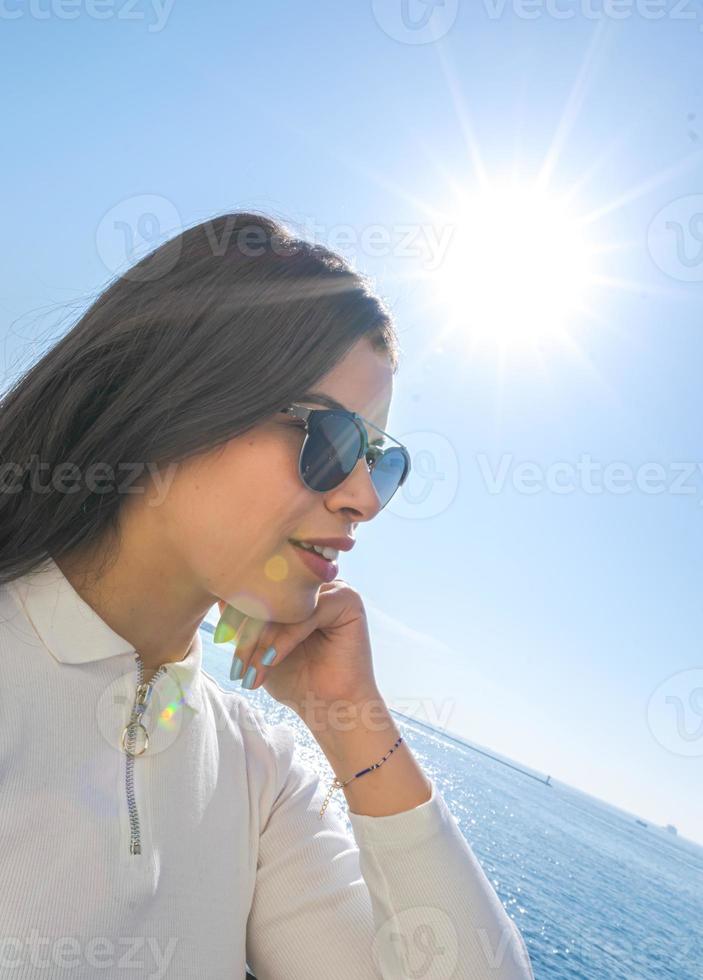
[0,557,534,979]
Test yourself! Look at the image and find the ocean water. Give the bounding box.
[202,627,703,980]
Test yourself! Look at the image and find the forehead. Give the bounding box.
[300,340,394,432]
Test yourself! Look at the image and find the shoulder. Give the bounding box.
[199,669,299,777]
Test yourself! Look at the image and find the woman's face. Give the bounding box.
[150,337,395,624]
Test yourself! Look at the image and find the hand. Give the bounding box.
[214,580,383,726]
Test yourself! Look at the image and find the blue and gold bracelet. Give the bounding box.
[318,735,404,819]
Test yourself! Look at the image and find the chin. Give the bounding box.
[268,585,320,624]
[219,567,319,625]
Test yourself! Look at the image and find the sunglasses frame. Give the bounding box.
[279,402,411,502]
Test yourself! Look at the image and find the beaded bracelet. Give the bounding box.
[318,735,404,819]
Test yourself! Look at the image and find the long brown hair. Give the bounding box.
[0,211,401,586]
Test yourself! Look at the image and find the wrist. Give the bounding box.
[306,695,400,779]
[295,687,390,743]
[310,701,433,818]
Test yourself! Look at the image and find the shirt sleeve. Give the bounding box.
[243,707,535,980]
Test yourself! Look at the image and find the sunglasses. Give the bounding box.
[279,402,411,509]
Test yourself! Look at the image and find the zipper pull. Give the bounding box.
[134,683,153,710]
[121,720,149,756]
[121,679,157,756]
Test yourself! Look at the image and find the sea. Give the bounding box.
[201,625,703,980]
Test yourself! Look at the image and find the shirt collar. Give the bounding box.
[6,556,204,714]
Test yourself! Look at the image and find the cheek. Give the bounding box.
[157,441,311,565]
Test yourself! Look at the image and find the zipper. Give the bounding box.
[120,654,169,856]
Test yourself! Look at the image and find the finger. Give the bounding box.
[213,601,248,644]
[233,622,277,690]
[239,601,326,691]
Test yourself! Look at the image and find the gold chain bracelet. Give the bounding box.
[318,735,404,819]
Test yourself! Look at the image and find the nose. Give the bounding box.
[323,455,384,522]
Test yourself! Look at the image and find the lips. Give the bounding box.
[288,536,356,552]
[289,540,339,583]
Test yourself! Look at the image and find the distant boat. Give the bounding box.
[635,818,648,827]
[545,775,552,786]
[665,824,678,835]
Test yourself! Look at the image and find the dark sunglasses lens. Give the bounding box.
[370,447,408,508]
[300,413,361,491]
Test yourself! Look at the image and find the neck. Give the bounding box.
[52,519,214,674]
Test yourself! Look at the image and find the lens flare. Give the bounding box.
[265,554,290,582]
[434,181,595,349]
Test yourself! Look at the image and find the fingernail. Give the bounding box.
[214,618,237,644]
[261,645,277,666]
[241,665,257,689]
[230,655,244,681]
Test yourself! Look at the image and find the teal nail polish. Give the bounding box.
[230,655,244,681]
[261,645,277,666]
[241,665,257,689]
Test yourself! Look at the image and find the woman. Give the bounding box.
[0,212,534,978]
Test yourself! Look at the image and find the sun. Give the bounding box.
[432,180,597,350]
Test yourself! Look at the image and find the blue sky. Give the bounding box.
[1,3,702,844]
